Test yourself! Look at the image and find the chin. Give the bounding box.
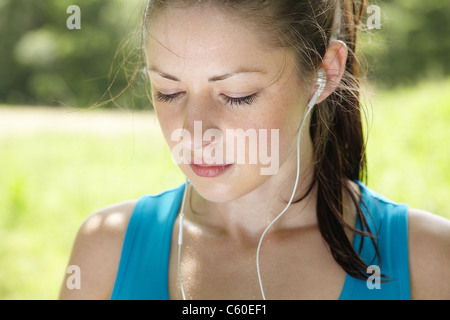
[191,182,238,203]
[182,163,271,203]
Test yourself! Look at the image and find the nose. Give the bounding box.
[184,93,220,141]
[181,92,223,153]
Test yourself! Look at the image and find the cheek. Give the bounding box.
[252,92,306,164]
[153,104,184,148]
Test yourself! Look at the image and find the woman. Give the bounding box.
[59,0,450,300]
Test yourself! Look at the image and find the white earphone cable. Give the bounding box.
[256,70,326,299]
[255,103,315,300]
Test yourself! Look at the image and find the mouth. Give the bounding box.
[189,163,233,178]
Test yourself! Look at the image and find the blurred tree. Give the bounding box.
[0,0,148,109]
[361,0,450,87]
[0,0,449,107]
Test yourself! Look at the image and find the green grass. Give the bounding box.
[0,109,185,299]
[0,79,449,299]
[364,78,450,216]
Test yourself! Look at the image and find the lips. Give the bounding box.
[189,163,233,178]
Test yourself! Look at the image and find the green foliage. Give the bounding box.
[1,1,449,107]
[0,0,148,109]
[361,0,450,87]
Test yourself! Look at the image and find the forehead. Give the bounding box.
[144,5,291,78]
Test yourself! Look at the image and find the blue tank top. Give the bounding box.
[110,181,411,300]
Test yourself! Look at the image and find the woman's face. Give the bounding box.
[145,5,310,203]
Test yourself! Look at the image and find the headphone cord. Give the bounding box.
[255,104,314,300]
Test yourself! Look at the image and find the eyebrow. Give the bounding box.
[147,67,264,82]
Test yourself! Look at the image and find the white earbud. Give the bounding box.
[307,68,327,109]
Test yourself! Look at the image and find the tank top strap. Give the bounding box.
[110,184,185,300]
[339,181,411,300]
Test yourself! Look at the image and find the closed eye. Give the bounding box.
[155,91,184,103]
[223,93,258,108]
[154,91,258,107]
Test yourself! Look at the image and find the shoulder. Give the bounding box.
[408,208,450,300]
[59,199,138,300]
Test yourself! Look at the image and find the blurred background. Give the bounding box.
[0,0,449,299]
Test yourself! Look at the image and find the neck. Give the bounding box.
[184,150,318,245]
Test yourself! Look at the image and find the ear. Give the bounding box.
[314,40,348,104]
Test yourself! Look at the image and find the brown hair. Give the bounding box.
[143,0,382,281]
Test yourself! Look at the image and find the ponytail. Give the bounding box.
[309,0,386,280]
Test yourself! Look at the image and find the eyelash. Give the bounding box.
[223,94,258,107]
[155,91,183,103]
[155,91,258,108]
